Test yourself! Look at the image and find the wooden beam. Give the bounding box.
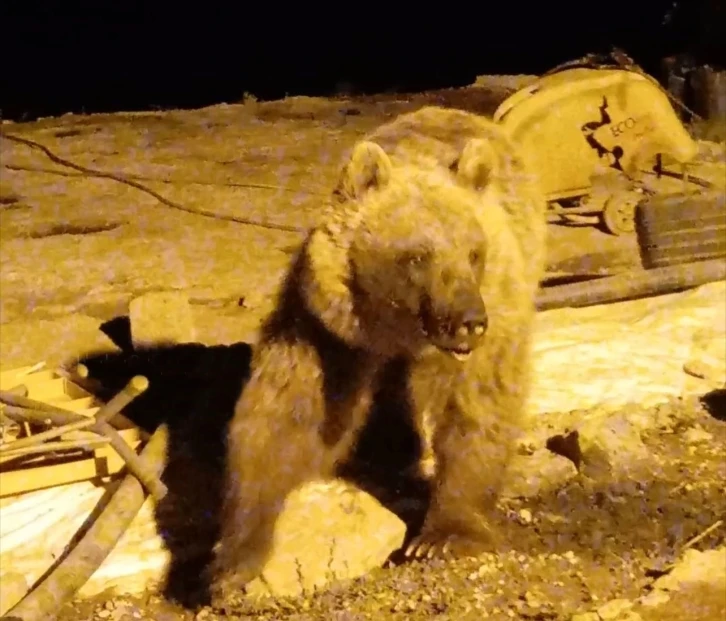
[537,258,726,311]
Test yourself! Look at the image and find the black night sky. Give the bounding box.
[1,0,724,121]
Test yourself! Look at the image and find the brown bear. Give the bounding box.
[210,106,548,596]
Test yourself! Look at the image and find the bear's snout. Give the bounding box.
[420,286,488,362]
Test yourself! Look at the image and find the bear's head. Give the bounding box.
[317,138,501,361]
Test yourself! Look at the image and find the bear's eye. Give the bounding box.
[332,186,347,204]
[398,250,431,269]
[469,250,483,266]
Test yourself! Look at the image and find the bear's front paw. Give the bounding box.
[208,565,259,608]
[404,531,492,560]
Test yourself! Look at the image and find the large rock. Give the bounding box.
[502,448,578,500]
[574,412,658,482]
[650,547,726,595]
[245,479,406,599]
[129,291,197,349]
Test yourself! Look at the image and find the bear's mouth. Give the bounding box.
[438,344,473,362]
[418,295,478,362]
[419,297,473,362]
[420,325,474,361]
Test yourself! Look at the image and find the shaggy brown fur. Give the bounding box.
[210,106,548,596]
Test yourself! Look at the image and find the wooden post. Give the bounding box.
[660,55,694,122]
[691,65,726,122]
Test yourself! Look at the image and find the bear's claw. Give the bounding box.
[404,534,455,560]
[404,525,498,560]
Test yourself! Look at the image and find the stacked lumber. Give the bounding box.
[0,363,149,615]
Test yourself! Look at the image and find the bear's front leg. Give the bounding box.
[210,340,331,599]
[406,347,530,559]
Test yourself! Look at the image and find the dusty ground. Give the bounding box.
[0,82,646,370]
[55,396,726,621]
[1,82,725,620]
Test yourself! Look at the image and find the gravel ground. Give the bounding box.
[54,393,726,621]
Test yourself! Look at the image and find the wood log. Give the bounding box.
[93,376,148,426]
[536,258,726,311]
[5,424,169,621]
[0,417,98,454]
[0,391,88,420]
[95,422,167,501]
[0,436,109,462]
[1,405,86,428]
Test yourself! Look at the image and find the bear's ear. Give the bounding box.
[338,141,392,200]
[452,138,498,191]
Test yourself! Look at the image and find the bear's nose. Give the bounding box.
[455,310,488,340]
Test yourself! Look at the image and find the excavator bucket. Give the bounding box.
[494,68,700,202]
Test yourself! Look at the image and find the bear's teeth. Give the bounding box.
[451,351,471,362]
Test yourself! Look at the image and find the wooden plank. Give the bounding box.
[0,365,44,388]
[0,366,149,496]
[61,379,93,400]
[61,398,98,413]
[0,448,142,497]
[25,378,72,401]
[7,371,58,392]
[0,429,145,497]
[0,459,109,497]
[1,368,93,401]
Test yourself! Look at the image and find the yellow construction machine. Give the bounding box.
[494,62,722,235]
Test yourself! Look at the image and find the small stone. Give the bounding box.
[524,589,543,608]
[596,598,633,619]
[564,550,579,565]
[97,611,112,619]
[571,613,600,621]
[518,508,533,524]
[475,563,496,579]
[639,589,671,607]
[682,427,713,444]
